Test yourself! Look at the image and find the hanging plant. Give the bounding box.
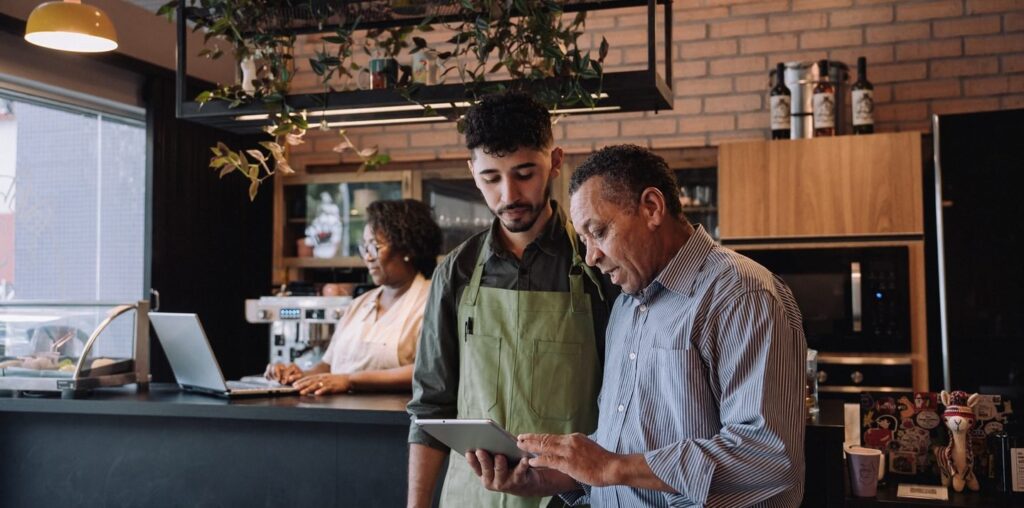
[158,0,609,200]
[427,0,608,128]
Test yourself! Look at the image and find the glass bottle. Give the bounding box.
[852,57,875,135]
[770,62,792,140]
[813,59,836,137]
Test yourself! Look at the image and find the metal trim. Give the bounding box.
[820,385,913,394]
[817,354,913,366]
[932,113,951,392]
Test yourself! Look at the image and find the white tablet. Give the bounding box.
[415,418,535,462]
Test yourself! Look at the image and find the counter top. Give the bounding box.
[0,383,411,426]
[846,481,1023,508]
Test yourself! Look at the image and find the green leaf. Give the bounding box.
[572,10,586,27]
[248,180,259,201]
[309,58,325,75]
[412,37,427,48]
[246,149,266,164]
[542,45,562,60]
[475,16,489,33]
[447,32,474,45]
[599,37,609,62]
[155,1,177,20]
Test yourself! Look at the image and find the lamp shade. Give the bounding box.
[24,1,118,53]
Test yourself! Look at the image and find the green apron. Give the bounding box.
[440,221,603,508]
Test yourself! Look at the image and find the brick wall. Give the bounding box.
[287,0,1024,169]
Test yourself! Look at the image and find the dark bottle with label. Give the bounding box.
[852,57,875,135]
[770,62,791,140]
[813,59,836,137]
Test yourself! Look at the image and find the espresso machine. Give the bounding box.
[244,296,352,369]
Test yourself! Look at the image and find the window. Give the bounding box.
[0,90,147,303]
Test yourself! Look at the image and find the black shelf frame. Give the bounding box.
[175,0,673,133]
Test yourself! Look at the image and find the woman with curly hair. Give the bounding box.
[267,199,442,395]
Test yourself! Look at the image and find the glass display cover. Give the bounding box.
[0,302,146,393]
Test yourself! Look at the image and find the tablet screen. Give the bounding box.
[415,418,534,462]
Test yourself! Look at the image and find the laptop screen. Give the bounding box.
[149,313,230,393]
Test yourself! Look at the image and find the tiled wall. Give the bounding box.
[286,0,1024,169]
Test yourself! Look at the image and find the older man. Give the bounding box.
[468,144,807,507]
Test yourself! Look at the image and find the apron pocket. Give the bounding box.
[530,340,582,421]
[465,333,501,413]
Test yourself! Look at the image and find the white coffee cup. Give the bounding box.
[844,443,885,497]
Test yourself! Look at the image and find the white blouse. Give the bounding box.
[322,274,430,374]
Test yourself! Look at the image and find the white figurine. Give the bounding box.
[935,390,981,493]
[304,191,342,258]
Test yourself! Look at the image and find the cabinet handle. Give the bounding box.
[850,370,864,384]
[851,262,862,333]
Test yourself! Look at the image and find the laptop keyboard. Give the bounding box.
[226,379,287,390]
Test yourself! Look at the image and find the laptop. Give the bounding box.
[150,312,298,398]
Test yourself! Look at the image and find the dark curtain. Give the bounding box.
[146,76,272,382]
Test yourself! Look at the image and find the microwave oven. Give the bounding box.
[739,246,910,354]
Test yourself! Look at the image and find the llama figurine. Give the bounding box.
[935,390,980,493]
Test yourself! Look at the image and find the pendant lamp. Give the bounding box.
[24,0,118,53]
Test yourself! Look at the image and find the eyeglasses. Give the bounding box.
[357,241,388,259]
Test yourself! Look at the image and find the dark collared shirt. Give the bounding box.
[407,201,617,449]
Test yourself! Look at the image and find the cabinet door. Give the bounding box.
[719,132,923,240]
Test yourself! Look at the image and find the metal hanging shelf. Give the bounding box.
[175,0,674,133]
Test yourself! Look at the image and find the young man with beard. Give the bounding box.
[406,92,615,507]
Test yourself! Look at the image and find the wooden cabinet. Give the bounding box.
[718,132,923,240]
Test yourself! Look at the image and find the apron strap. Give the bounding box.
[565,220,604,312]
[463,237,489,307]
[465,217,605,310]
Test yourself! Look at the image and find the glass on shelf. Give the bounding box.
[423,178,490,253]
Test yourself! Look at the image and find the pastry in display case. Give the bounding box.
[0,301,149,397]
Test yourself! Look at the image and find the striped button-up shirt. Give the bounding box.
[564,227,806,507]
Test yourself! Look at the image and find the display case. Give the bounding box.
[275,164,498,284]
[675,167,718,240]
[0,301,150,397]
[417,167,490,254]
[276,169,412,282]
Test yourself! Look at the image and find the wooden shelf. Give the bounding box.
[283,257,366,269]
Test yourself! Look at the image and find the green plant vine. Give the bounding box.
[158,0,609,200]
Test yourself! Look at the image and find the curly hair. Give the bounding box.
[366,199,443,278]
[463,91,553,158]
[569,144,683,218]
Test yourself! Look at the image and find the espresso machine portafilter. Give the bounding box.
[245,296,352,369]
